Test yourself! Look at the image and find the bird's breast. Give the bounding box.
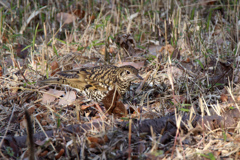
[82,89,108,102]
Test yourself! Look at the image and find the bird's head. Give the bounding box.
[117,65,143,82]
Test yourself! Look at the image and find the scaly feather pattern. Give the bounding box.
[40,65,142,102]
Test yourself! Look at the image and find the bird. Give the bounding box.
[39,65,143,102]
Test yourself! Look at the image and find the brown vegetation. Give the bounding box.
[1,0,240,159]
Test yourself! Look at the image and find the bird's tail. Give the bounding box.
[39,78,68,85]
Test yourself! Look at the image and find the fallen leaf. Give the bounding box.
[38,150,49,157]
[41,120,48,126]
[35,140,46,146]
[55,148,64,159]
[87,135,109,148]
[72,9,85,19]
[220,94,228,102]
[216,38,224,45]
[159,44,174,55]
[172,95,186,105]
[148,44,161,56]
[115,33,136,56]
[56,12,78,24]
[20,118,27,130]
[118,61,144,69]
[102,89,127,117]
[137,141,146,154]
[27,106,36,114]
[58,91,76,105]
[236,96,240,102]
[87,14,96,23]
[51,61,60,76]
[109,46,115,53]
[42,89,65,104]
[15,43,29,59]
[99,46,105,55]
[213,24,222,35]
[35,113,47,121]
[170,66,184,79]
[0,65,2,77]
[2,35,8,43]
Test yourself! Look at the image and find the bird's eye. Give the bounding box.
[126,70,130,74]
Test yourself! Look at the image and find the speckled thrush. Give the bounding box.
[40,65,143,102]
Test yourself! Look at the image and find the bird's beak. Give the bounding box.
[137,74,143,80]
[128,74,143,81]
[131,74,143,80]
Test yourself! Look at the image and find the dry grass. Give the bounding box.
[1,0,240,159]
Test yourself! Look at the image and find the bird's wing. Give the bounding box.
[39,70,86,89]
[40,69,111,91]
[39,78,67,85]
[57,70,90,89]
[86,80,113,91]
[40,66,117,92]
